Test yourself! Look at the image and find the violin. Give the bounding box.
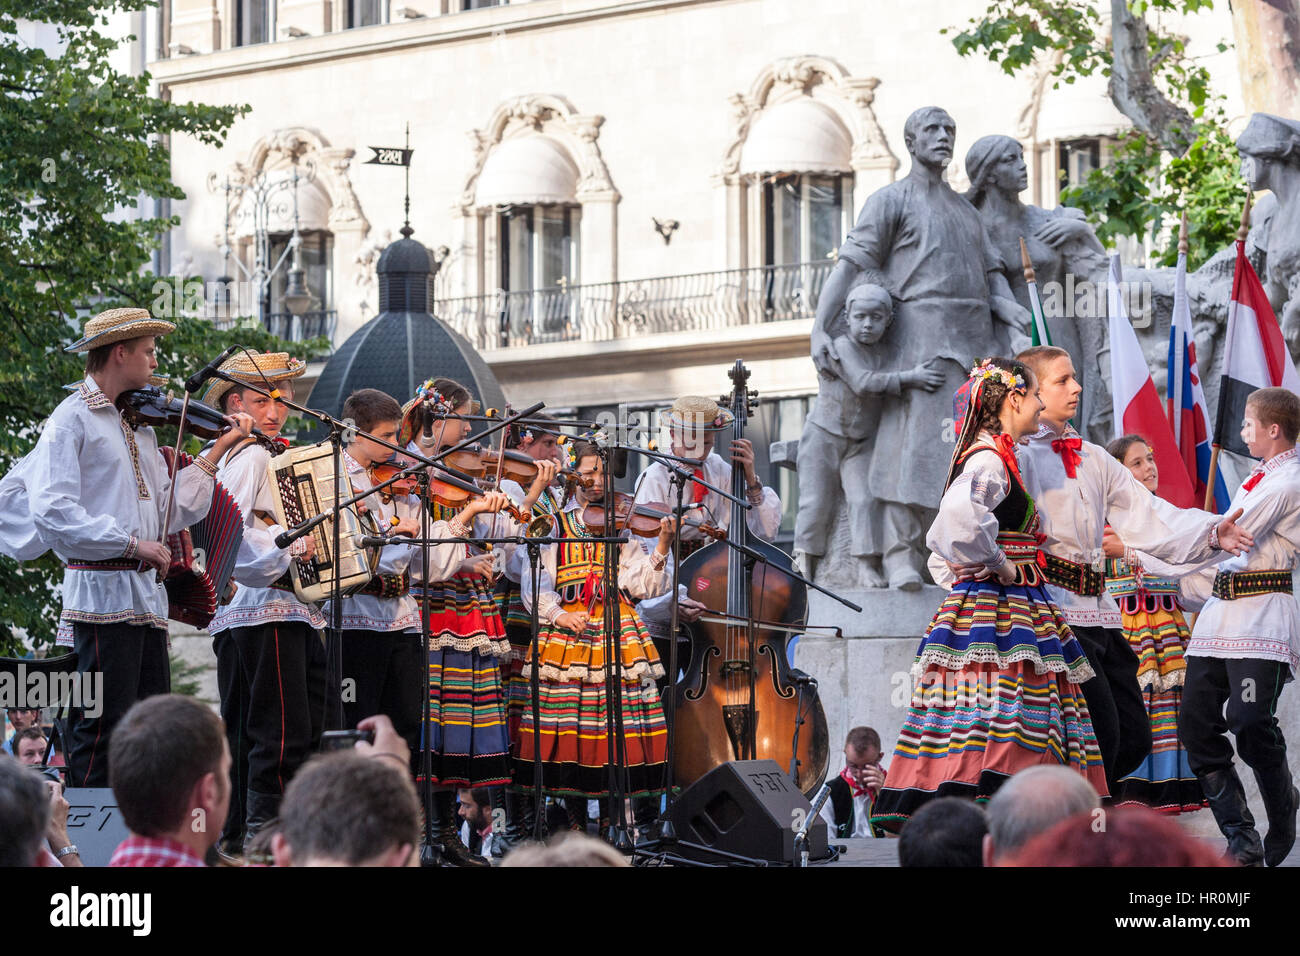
[117,386,245,441]
[581,491,725,540]
[367,458,420,499]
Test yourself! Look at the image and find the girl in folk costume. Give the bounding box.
[1101,435,1205,813]
[491,414,563,851]
[400,377,516,867]
[517,439,677,820]
[872,358,1109,831]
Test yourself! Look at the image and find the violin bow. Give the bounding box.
[156,388,193,585]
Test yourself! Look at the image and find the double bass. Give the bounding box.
[672,360,829,795]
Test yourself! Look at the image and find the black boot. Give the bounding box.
[493,788,532,860]
[564,797,588,833]
[1253,764,1300,867]
[243,789,281,864]
[433,790,490,867]
[1198,767,1264,866]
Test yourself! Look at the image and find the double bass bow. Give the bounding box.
[671,360,829,796]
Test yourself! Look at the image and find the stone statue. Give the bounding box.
[962,134,1114,441]
[1237,113,1300,356]
[793,280,945,588]
[808,106,1030,589]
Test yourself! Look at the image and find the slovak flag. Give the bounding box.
[1108,255,1196,507]
[1167,238,1230,511]
[1214,238,1300,458]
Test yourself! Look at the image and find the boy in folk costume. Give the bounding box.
[518,439,678,821]
[202,351,324,860]
[324,389,425,763]
[986,346,1253,794]
[873,358,1110,830]
[1177,388,1300,866]
[0,308,253,787]
[400,377,516,867]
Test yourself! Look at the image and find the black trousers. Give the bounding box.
[66,622,170,788]
[341,629,423,763]
[1071,625,1153,791]
[212,621,326,839]
[1179,655,1290,775]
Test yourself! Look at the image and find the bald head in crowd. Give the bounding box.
[984,766,1101,865]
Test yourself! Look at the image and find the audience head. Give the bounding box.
[842,726,884,790]
[7,706,40,736]
[983,765,1100,865]
[272,752,419,867]
[899,797,988,867]
[500,831,630,867]
[109,694,229,850]
[0,754,50,866]
[13,727,46,766]
[1002,806,1232,866]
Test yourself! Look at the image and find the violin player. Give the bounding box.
[323,389,425,770]
[0,308,253,791]
[201,350,323,864]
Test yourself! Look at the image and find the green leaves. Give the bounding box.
[0,1,275,654]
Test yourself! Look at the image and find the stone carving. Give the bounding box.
[802,106,1031,591]
[718,55,898,184]
[1238,113,1300,354]
[456,94,618,215]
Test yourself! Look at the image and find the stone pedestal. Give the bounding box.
[796,585,943,769]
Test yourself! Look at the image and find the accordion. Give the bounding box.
[160,448,244,629]
[267,439,379,603]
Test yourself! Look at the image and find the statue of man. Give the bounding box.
[809,106,1029,589]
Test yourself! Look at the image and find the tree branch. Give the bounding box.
[1108,0,1196,154]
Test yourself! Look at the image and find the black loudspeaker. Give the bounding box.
[62,789,131,867]
[667,760,828,865]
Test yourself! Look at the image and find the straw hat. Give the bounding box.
[659,395,735,433]
[201,351,306,407]
[64,307,176,353]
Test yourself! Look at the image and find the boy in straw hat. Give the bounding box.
[0,307,254,788]
[200,350,323,861]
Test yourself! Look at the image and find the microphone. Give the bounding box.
[418,401,437,448]
[185,345,240,395]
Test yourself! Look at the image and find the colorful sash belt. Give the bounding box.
[361,571,410,599]
[1042,553,1105,596]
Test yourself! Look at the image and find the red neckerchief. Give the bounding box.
[840,765,867,798]
[1052,435,1083,478]
[691,467,708,505]
[991,433,1025,485]
[1242,470,1264,494]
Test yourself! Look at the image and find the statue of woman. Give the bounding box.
[963,134,1113,440]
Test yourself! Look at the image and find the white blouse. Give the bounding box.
[1180,450,1300,668]
[0,379,214,640]
[209,439,325,633]
[1016,422,1218,627]
[926,438,1012,574]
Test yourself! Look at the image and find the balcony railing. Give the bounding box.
[211,309,337,345]
[440,261,833,351]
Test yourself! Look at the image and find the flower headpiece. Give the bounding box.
[414,379,452,414]
[968,361,1027,395]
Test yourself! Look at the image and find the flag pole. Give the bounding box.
[1205,190,1253,510]
[1019,236,1051,347]
[1171,209,1188,460]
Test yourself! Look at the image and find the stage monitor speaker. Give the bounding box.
[667,760,828,865]
[62,788,131,867]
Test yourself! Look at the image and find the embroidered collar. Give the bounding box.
[78,377,112,411]
[1031,420,1078,442]
[1259,447,1298,474]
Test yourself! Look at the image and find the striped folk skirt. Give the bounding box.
[1110,591,1204,813]
[413,571,511,788]
[512,602,668,798]
[870,578,1109,832]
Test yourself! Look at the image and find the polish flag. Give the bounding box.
[1108,255,1196,507]
[1213,239,1300,458]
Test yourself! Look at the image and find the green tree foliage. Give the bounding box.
[946,0,1243,268]
[0,2,325,653]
